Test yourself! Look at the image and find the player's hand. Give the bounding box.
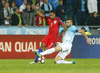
[17,24,23,28]
[9,24,11,26]
[62,32,65,35]
[62,9,64,13]
[58,33,61,36]
[32,5,35,10]
[87,39,91,45]
[6,17,11,20]
[33,25,36,27]
[20,25,23,28]
[25,24,28,27]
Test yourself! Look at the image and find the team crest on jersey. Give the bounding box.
[54,20,57,24]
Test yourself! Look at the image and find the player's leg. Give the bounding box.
[55,54,76,64]
[54,56,76,64]
[54,51,74,64]
[54,42,76,64]
[39,37,61,56]
[30,43,46,64]
[34,45,62,57]
[41,45,62,55]
[34,43,46,62]
[39,42,72,56]
[54,42,72,63]
[30,36,49,64]
[34,36,60,56]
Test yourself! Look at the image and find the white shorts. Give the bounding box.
[56,42,72,59]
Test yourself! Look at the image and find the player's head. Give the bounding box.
[5,2,9,8]
[13,7,19,13]
[26,3,31,10]
[59,0,63,5]
[23,0,27,5]
[93,12,98,18]
[1,0,6,4]
[35,2,40,7]
[49,10,56,20]
[66,18,73,27]
[44,0,49,4]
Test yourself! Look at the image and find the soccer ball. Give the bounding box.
[38,57,45,64]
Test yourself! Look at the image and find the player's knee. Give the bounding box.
[41,46,45,49]
[41,43,46,49]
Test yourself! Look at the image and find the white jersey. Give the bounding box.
[62,25,78,43]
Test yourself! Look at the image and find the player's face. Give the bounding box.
[16,8,19,13]
[5,3,9,8]
[49,13,56,20]
[23,0,27,5]
[12,2,16,7]
[59,1,63,5]
[66,20,72,27]
[93,12,98,18]
[2,0,5,4]
[27,5,31,10]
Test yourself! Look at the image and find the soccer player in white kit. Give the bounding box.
[34,18,91,64]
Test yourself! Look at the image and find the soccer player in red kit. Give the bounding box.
[30,5,67,64]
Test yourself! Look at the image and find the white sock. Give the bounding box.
[56,60,72,64]
[40,48,55,56]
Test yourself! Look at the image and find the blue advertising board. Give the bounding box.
[71,35,100,58]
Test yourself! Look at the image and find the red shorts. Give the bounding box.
[42,35,58,49]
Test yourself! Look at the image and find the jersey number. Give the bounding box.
[50,23,53,27]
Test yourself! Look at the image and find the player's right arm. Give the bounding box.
[32,5,44,18]
[78,29,91,45]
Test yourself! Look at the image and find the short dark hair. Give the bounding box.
[27,3,31,6]
[49,10,56,14]
[66,18,73,23]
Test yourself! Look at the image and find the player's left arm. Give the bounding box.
[57,17,67,35]
[78,29,91,45]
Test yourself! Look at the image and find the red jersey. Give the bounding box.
[44,16,64,37]
[42,16,64,49]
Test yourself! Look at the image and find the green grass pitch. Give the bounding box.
[0,59,100,73]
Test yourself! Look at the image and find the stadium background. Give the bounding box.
[0,0,100,73]
[0,26,100,59]
[0,0,100,59]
